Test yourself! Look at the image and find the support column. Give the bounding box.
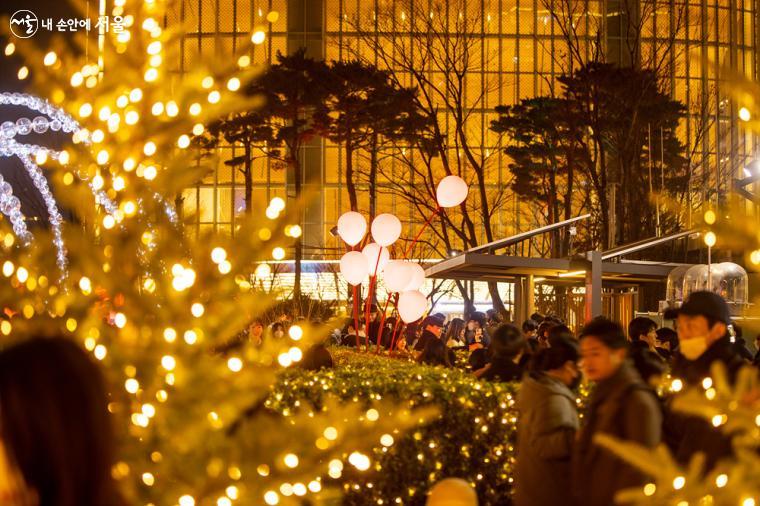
[514,276,524,324]
[584,251,603,321]
[525,274,535,321]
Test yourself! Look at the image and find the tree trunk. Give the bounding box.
[563,150,575,257]
[488,281,508,318]
[294,155,302,306]
[244,144,253,216]
[369,132,378,220]
[345,143,358,212]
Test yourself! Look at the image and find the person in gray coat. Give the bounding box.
[573,318,662,506]
[514,336,581,506]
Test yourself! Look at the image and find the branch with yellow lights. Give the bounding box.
[0,1,437,505]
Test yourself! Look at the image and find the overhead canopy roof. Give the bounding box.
[424,253,688,284]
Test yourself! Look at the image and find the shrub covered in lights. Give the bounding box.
[268,349,519,505]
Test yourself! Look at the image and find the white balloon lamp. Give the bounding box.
[382,260,414,293]
[340,251,369,286]
[404,263,426,291]
[337,211,367,246]
[362,243,390,276]
[371,213,402,247]
[436,175,469,208]
[398,290,427,323]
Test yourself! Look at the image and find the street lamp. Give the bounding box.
[735,159,760,202]
[704,231,717,291]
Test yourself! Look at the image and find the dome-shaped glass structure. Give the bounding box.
[682,264,725,299]
[714,262,749,304]
[680,262,749,306]
[666,265,691,304]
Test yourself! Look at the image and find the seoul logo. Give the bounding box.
[9,10,39,38]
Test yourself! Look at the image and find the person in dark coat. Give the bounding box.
[654,327,678,361]
[573,318,661,506]
[732,336,753,362]
[465,311,490,348]
[522,319,538,340]
[468,348,490,372]
[478,323,525,382]
[413,314,446,353]
[417,339,452,368]
[664,291,747,472]
[628,316,658,351]
[514,337,580,506]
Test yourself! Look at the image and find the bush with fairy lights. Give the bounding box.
[269,349,519,505]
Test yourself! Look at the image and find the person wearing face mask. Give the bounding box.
[514,336,580,506]
[572,318,661,506]
[663,291,745,471]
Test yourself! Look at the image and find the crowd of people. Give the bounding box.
[0,290,756,505]
[332,291,758,505]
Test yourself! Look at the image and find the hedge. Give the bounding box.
[267,348,518,505]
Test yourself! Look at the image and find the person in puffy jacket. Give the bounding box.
[514,336,580,506]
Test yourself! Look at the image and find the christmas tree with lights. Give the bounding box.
[0,2,433,505]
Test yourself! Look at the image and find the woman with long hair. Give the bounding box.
[0,337,123,506]
[443,318,466,348]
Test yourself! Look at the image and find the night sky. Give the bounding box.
[0,1,85,225]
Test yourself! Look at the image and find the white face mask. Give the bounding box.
[680,336,709,360]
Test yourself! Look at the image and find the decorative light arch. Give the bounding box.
[0,92,177,275]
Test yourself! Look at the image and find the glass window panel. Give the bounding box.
[271,0,287,31]
[518,0,535,34]
[200,0,218,32]
[327,0,342,31]
[198,187,215,222]
[518,44,535,72]
[518,74,534,99]
[503,3,518,34]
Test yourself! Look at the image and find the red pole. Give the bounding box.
[353,284,360,349]
[364,250,383,351]
[404,207,441,259]
[375,289,395,354]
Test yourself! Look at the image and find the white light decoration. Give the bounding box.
[361,242,390,276]
[381,260,413,293]
[0,92,178,275]
[398,290,427,323]
[436,175,469,208]
[370,213,402,247]
[403,262,426,291]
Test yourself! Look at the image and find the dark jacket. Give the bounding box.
[666,337,746,471]
[479,356,523,382]
[573,361,661,506]
[515,372,579,506]
[414,329,438,352]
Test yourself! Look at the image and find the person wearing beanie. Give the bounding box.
[572,318,661,506]
[663,291,746,471]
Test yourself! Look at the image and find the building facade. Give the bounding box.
[168,0,758,306]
